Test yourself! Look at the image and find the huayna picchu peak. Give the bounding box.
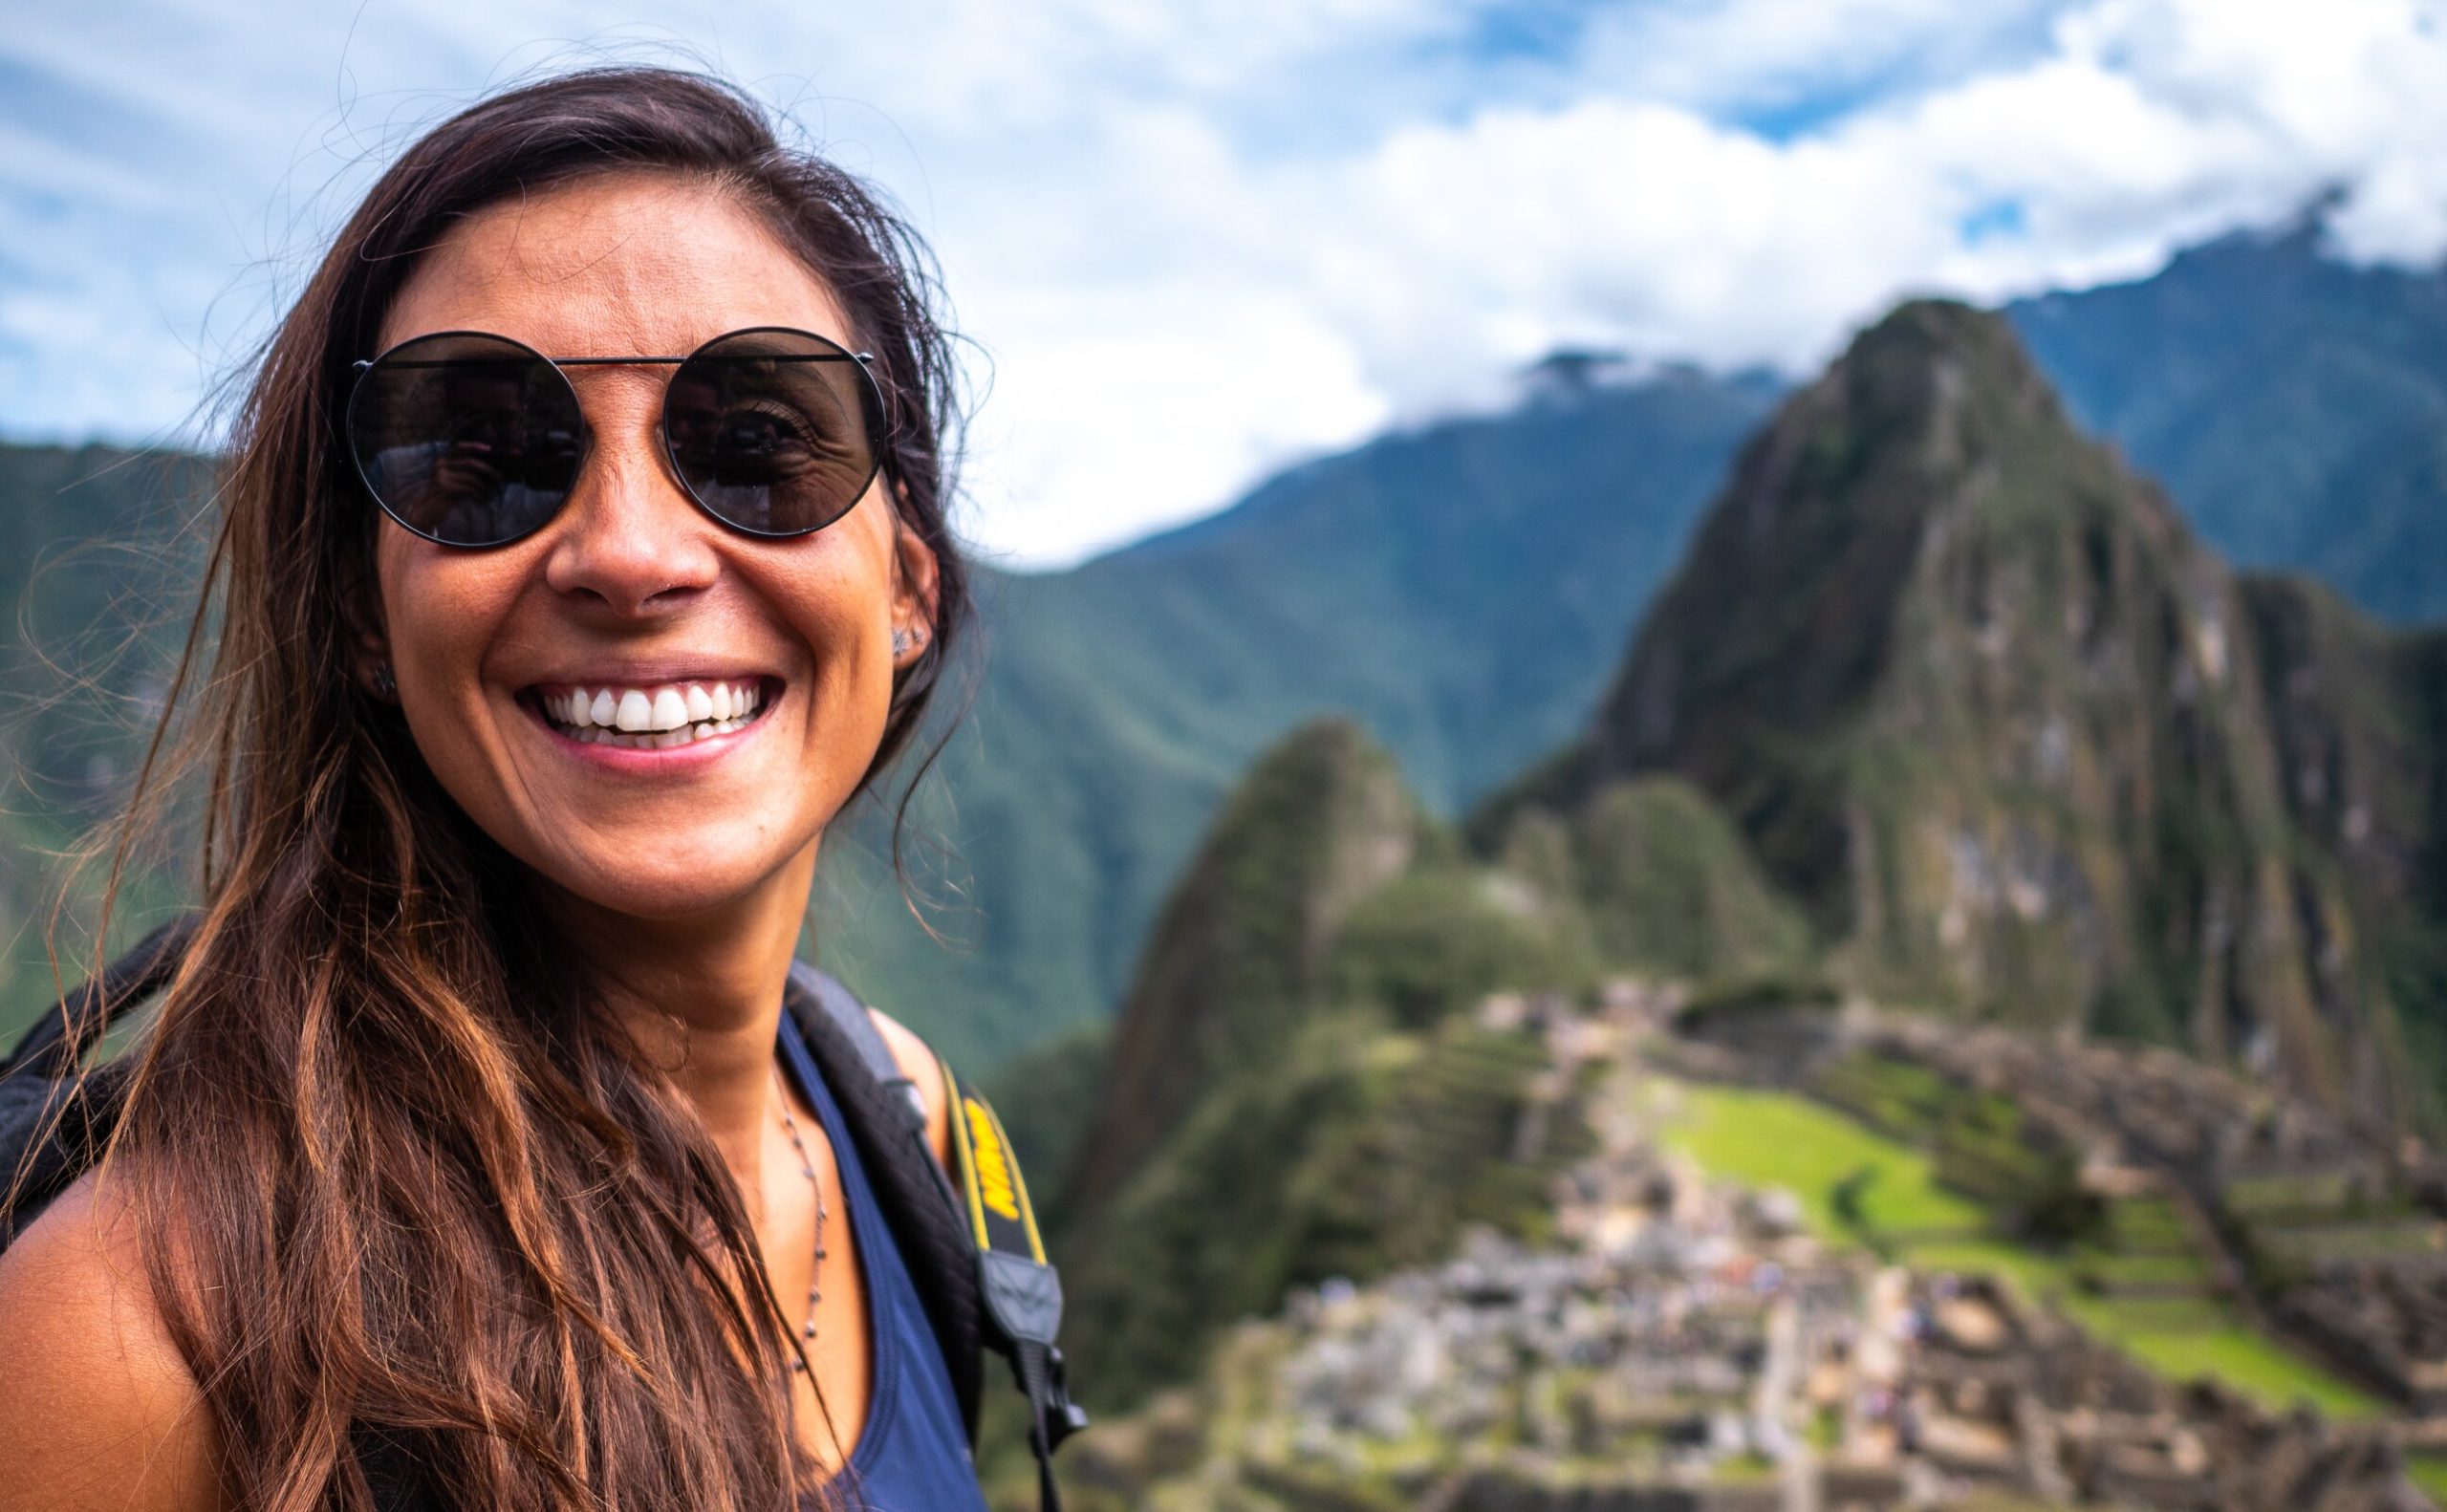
[1486,299,2447,1130]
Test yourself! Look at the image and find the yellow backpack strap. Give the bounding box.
[940,1059,1087,1508]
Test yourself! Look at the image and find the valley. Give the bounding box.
[1051,983,2431,1511]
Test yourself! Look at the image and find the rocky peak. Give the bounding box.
[1500,301,2435,1125]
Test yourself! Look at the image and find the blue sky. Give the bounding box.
[5,0,2446,566]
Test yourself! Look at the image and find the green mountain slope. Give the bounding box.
[1053,718,1610,1400]
[0,443,208,1033]
[815,372,1781,1065]
[2009,221,2447,624]
[1494,300,2446,1123]
[11,224,2447,1080]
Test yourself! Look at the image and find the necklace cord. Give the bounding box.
[775,1070,832,1372]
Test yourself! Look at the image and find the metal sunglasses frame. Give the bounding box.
[345,324,888,548]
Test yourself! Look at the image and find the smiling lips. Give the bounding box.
[535,678,769,750]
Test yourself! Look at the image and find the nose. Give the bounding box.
[541,422,721,616]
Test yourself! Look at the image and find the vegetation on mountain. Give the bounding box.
[1050,720,1627,1398]
[1488,775,1812,983]
[0,443,207,1035]
[11,227,2447,1084]
[2009,220,2447,624]
[1053,722,1839,1400]
[1492,300,2445,1127]
[815,372,1783,1066]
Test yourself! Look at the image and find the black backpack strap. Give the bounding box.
[2,916,198,1249]
[782,965,1087,1511]
[786,960,929,1134]
[6,932,1085,1504]
[4,915,199,1078]
[784,969,987,1429]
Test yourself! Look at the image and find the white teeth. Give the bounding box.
[543,680,768,747]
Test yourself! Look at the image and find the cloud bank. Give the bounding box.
[2,0,2444,565]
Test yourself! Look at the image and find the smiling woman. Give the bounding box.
[0,68,1040,1512]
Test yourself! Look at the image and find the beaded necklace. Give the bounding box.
[775,1070,832,1371]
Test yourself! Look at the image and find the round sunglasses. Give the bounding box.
[345,326,888,549]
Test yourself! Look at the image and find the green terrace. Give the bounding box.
[1655,1077,2389,1420]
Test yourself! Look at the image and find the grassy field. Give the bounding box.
[2409,1452,2447,1505]
[1657,1080,2389,1419]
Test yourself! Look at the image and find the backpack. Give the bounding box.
[0,918,1087,1510]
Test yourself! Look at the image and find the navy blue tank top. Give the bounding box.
[777,1015,989,1512]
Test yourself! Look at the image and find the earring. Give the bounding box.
[371,662,397,698]
[892,626,923,656]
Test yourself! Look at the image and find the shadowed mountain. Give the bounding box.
[2010,221,2447,624]
[816,371,1781,1066]
[1486,301,2447,1123]
[841,225,2447,1071]
[1052,718,1611,1400]
[10,224,2447,1079]
[1063,719,1427,1216]
[0,444,208,1023]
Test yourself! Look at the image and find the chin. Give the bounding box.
[538,841,796,925]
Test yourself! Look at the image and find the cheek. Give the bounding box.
[384,544,509,670]
[377,536,529,761]
[770,573,897,780]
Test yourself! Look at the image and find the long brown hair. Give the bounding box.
[68,68,970,1510]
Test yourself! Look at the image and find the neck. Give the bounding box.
[552,839,821,1180]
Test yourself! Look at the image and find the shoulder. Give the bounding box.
[0,1168,224,1511]
[865,1006,956,1173]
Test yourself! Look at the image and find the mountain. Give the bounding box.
[1053,293,2447,1415]
[1050,714,1838,1399]
[10,221,2447,1078]
[2010,221,2447,624]
[0,443,206,1029]
[842,223,2447,1072]
[1487,300,2447,1122]
[814,370,1782,1066]
[1051,718,1613,1398]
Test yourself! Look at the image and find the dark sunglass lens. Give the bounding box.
[347,334,583,547]
[664,330,880,536]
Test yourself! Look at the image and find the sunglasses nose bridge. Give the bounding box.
[541,438,725,612]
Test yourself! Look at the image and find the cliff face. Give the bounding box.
[1051,300,2447,1410]
[1063,718,1427,1218]
[1054,719,1608,1399]
[1505,302,2441,1122]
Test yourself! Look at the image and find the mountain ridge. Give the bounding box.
[1487,298,2443,1123]
[9,223,2447,1079]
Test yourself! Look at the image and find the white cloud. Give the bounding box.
[3,0,2446,565]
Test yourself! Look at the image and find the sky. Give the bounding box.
[4,1,2446,569]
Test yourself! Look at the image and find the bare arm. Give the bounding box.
[0,1173,224,1512]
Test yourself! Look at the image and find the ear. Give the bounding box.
[888,483,942,669]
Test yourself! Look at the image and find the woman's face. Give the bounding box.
[368,173,936,926]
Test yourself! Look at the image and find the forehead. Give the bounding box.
[377,172,855,359]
